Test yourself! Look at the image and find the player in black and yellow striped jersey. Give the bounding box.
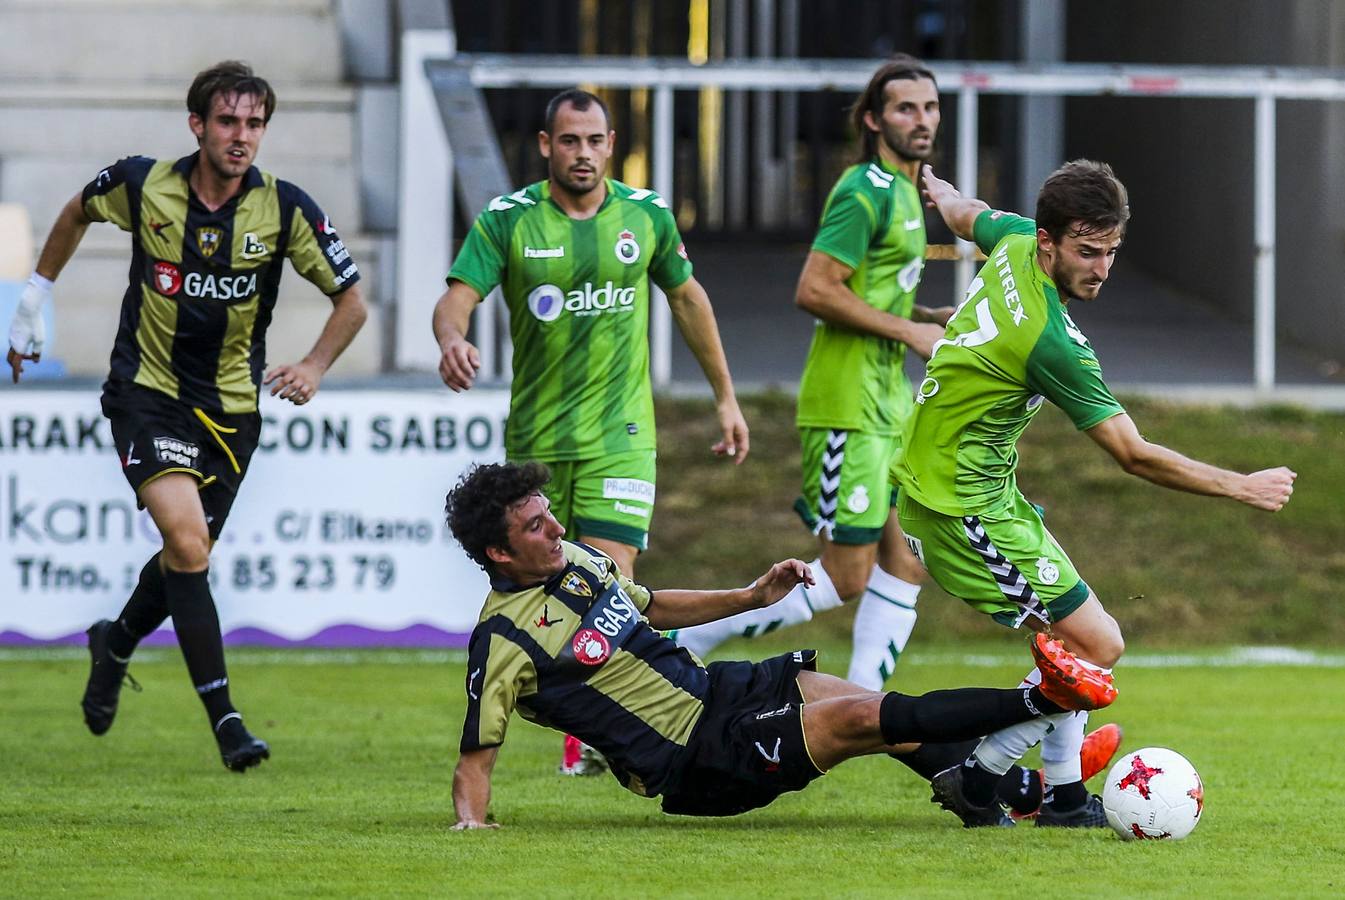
[6,61,367,772]
[444,462,1117,826]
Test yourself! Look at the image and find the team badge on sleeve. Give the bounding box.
[572,629,611,666]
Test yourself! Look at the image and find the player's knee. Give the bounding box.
[161,529,211,572]
[830,567,868,603]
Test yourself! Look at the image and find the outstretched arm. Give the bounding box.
[452,746,501,830]
[643,559,813,629]
[8,192,92,382]
[920,165,990,243]
[663,276,749,463]
[433,281,484,392]
[1086,413,1296,510]
[795,251,948,359]
[263,283,367,405]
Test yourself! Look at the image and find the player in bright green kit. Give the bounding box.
[433,89,748,774]
[902,159,1297,827]
[674,56,949,690]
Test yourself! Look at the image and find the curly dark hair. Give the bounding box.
[850,54,937,162]
[445,462,552,572]
[1035,159,1130,243]
[187,60,276,124]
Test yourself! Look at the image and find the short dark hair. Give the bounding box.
[543,88,611,133]
[1035,159,1131,242]
[445,462,552,572]
[850,54,937,161]
[187,60,276,124]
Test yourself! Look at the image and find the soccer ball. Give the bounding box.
[1101,747,1204,841]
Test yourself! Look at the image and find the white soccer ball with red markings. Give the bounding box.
[1102,747,1204,841]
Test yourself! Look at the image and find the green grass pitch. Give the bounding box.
[5,638,1343,897]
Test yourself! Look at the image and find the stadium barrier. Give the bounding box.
[0,389,508,646]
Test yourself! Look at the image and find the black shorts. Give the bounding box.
[660,649,824,817]
[101,381,262,540]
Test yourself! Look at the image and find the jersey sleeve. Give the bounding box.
[973,209,1037,257]
[459,618,531,752]
[810,184,878,270]
[81,157,152,231]
[644,195,693,292]
[279,182,361,295]
[447,207,511,298]
[1025,313,1126,431]
[617,574,653,613]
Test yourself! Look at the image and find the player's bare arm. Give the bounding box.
[642,559,814,630]
[432,281,484,392]
[7,192,92,382]
[920,164,990,241]
[795,251,946,359]
[451,745,500,830]
[1086,413,1296,510]
[912,304,956,326]
[663,276,750,463]
[264,283,367,406]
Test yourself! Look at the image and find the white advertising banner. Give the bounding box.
[0,389,508,645]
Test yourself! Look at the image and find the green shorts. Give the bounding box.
[794,428,898,545]
[896,490,1090,628]
[514,449,657,551]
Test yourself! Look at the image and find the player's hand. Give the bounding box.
[451,820,500,831]
[712,398,750,464]
[439,336,481,392]
[264,359,324,405]
[8,276,50,384]
[902,321,949,360]
[920,164,960,209]
[749,559,814,609]
[1238,466,1297,511]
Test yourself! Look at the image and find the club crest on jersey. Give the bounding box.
[846,485,871,514]
[196,227,223,258]
[1035,557,1060,586]
[560,571,593,598]
[572,628,611,666]
[152,261,182,296]
[614,230,640,264]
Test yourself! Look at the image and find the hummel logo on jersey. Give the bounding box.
[865,164,894,189]
[524,246,565,259]
[241,232,269,259]
[535,604,562,628]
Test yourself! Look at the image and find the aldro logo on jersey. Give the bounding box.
[526,282,637,322]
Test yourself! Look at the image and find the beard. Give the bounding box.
[551,163,603,196]
[883,128,934,162]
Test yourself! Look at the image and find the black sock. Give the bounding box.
[960,757,1004,807]
[1025,685,1067,717]
[996,766,1044,815]
[879,687,1052,746]
[164,567,236,727]
[890,739,979,780]
[108,553,168,660]
[1044,779,1087,811]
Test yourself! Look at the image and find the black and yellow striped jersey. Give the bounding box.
[461,541,709,797]
[82,153,360,414]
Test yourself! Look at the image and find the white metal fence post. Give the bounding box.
[955,84,980,299]
[1254,92,1277,392]
[652,84,675,387]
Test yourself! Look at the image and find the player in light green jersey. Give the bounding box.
[433,89,749,774]
[899,159,1297,828]
[673,56,950,691]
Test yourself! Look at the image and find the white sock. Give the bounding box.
[1040,709,1088,785]
[972,667,1056,775]
[845,565,920,690]
[673,558,842,658]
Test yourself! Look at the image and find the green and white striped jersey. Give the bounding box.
[894,210,1125,516]
[797,159,927,435]
[448,179,693,461]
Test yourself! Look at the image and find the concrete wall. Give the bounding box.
[1065,0,1345,359]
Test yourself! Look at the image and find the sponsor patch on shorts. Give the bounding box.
[153,436,200,467]
[602,478,655,503]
